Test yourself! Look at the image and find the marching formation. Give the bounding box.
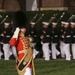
[27,12,75,61]
[0,21,17,60]
[28,20,75,61]
[0,12,75,62]
[40,21,75,61]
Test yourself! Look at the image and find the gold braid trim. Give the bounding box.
[17,55,32,75]
[16,36,33,75]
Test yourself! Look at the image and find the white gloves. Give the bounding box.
[12,27,20,38]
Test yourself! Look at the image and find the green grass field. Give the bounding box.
[0,59,75,75]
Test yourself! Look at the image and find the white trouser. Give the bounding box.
[52,43,60,59]
[42,43,50,60]
[32,43,39,59]
[11,46,17,58]
[0,51,3,59]
[3,44,10,60]
[63,44,71,61]
[72,44,75,59]
[60,41,65,58]
[0,43,3,59]
[24,68,32,75]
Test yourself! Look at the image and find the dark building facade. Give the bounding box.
[0,0,75,11]
[37,0,75,10]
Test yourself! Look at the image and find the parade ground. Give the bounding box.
[0,59,75,75]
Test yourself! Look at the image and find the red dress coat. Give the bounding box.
[9,35,32,68]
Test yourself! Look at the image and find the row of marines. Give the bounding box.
[0,20,75,61]
[29,21,75,61]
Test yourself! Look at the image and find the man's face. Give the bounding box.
[70,24,75,28]
[61,24,64,27]
[52,25,56,28]
[31,24,35,28]
[43,24,48,28]
[20,28,26,33]
[64,24,69,28]
[4,25,9,29]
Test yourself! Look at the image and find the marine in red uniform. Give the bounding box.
[9,11,33,75]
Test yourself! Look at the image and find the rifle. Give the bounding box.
[35,14,44,24]
[57,12,65,24]
[67,15,75,22]
[1,15,8,24]
[30,14,38,23]
[48,14,58,24]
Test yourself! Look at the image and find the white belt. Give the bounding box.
[34,35,36,37]
[46,35,50,37]
[18,50,27,54]
[66,35,71,38]
[62,36,64,38]
[6,36,11,38]
[73,36,75,37]
[55,35,58,37]
[1,34,4,36]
